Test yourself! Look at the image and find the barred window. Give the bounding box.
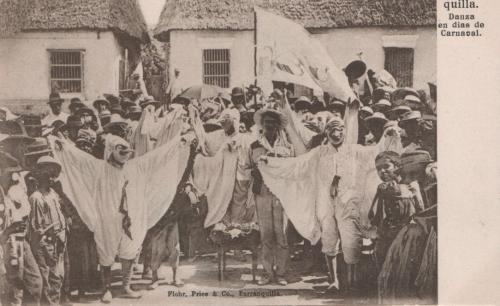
[203,49,230,88]
[384,47,414,87]
[49,50,83,93]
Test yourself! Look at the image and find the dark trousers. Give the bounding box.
[5,240,43,306]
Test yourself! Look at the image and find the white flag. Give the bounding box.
[255,7,356,103]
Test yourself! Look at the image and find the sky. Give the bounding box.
[138,0,165,28]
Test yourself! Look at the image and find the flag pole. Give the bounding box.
[253,6,258,109]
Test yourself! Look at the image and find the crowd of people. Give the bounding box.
[0,60,437,305]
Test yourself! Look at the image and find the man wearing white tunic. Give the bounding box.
[258,115,400,292]
[50,132,193,303]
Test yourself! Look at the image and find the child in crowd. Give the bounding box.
[369,151,421,270]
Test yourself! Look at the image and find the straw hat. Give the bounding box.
[387,105,411,120]
[364,112,389,126]
[253,107,289,129]
[372,99,392,113]
[36,155,62,175]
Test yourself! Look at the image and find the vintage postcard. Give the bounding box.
[0,0,498,305]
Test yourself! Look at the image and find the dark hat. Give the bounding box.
[120,97,136,109]
[69,97,85,112]
[75,106,94,117]
[344,60,367,80]
[47,92,65,105]
[231,87,245,97]
[103,94,120,106]
[109,104,125,116]
[294,96,312,112]
[401,150,432,173]
[65,115,84,128]
[21,115,43,138]
[24,137,52,156]
[103,114,128,133]
[203,119,222,133]
[391,87,419,105]
[127,105,142,114]
[387,105,411,120]
[372,87,392,104]
[93,97,110,110]
[172,95,190,106]
[139,96,160,109]
[41,119,66,137]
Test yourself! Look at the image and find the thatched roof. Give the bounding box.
[154,0,436,41]
[0,0,148,42]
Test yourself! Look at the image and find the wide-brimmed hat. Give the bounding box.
[344,60,367,80]
[120,97,136,109]
[109,103,125,116]
[103,114,128,132]
[75,106,94,117]
[364,112,389,126]
[203,118,222,133]
[93,97,110,110]
[399,110,422,123]
[36,155,62,174]
[294,96,312,112]
[404,95,423,110]
[47,92,65,105]
[139,96,160,109]
[401,150,432,173]
[327,100,346,114]
[359,106,374,119]
[24,137,52,156]
[391,87,419,105]
[0,151,20,170]
[253,107,289,129]
[172,95,191,106]
[127,105,142,114]
[387,105,411,120]
[103,94,120,106]
[372,99,392,113]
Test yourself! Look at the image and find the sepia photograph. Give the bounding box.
[0,0,440,305]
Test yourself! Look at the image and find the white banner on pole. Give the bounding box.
[255,7,356,103]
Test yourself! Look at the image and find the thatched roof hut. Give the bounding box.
[154,0,436,41]
[0,0,148,42]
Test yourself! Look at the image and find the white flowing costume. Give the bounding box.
[49,135,192,266]
[258,130,401,263]
[192,109,255,228]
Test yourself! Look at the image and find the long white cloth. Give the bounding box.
[192,130,255,228]
[258,131,402,243]
[49,135,191,266]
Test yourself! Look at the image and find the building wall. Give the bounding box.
[0,31,132,113]
[169,30,255,92]
[169,27,436,95]
[313,26,436,91]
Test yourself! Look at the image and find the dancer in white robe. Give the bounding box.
[49,132,194,302]
[258,115,400,291]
